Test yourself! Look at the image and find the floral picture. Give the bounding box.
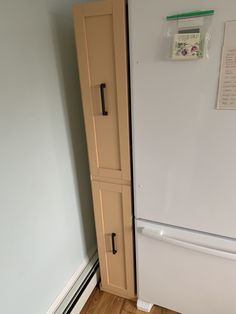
[172,33,202,60]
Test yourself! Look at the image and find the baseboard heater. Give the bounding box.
[54,253,100,314]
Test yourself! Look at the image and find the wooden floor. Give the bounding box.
[81,287,179,314]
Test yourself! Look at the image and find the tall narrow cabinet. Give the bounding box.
[73,0,135,299]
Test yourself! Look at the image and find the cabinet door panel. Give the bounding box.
[92,181,135,298]
[74,0,130,181]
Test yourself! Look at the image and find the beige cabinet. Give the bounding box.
[73,0,131,181]
[92,182,135,298]
[73,0,135,299]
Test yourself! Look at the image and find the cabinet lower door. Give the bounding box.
[91,181,135,298]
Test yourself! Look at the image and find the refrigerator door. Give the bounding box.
[136,219,236,314]
[129,0,236,238]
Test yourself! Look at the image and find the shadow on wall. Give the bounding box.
[49,10,97,256]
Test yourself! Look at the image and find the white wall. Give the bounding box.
[0,1,96,313]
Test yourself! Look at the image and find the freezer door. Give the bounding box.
[136,219,236,314]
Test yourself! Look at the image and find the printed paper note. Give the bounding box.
[217,21,236,109]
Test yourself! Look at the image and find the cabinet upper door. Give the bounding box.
[73,0,131,181]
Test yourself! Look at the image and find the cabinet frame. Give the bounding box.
[73,0,135,300]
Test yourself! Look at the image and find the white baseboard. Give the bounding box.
[47,247,98,314]
[70,268,100,314]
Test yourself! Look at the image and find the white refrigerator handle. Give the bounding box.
[140,227,236,261]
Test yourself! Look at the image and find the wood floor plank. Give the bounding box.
[121,299,136,313]
[80,287,178,314]
[162,308,180,314]
[150,306,163,314]
[93,293,116,314]
[107,295,124,314]
[80,288,104,314]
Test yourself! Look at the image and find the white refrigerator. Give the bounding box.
[129,1,236,313]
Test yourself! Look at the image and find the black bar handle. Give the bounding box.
[99,83,108,116]
[111,233,117,255]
